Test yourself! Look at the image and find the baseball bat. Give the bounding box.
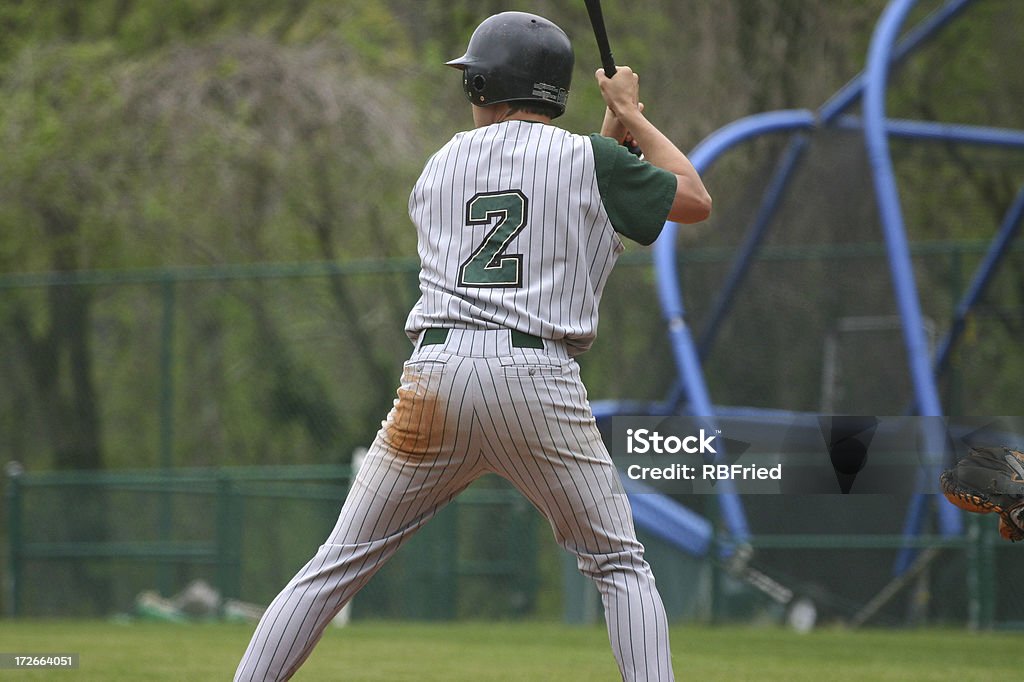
[584,0,616,77]
[585,0,644,155]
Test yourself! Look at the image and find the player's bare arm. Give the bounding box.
[597,66,712,224]
[601,101,645,155]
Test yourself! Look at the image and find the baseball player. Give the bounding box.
[235,11,710,681]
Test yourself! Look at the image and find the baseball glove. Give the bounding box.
[940,446,1024,542]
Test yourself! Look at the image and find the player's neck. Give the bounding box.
[497,110,551,125]
[474,104,551,128]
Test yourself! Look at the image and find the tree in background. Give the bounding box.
[1,0,1021,472]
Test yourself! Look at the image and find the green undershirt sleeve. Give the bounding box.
[590,133,677,246]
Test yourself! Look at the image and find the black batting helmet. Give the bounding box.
[446,12,574,118]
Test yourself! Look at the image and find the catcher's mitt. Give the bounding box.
[940,446,1024,542]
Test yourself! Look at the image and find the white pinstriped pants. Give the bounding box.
[234,329,674,681]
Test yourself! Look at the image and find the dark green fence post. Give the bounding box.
[216,473,235,619]
[514,500,538,616]
[966,511,997,630]
[157,278,177,597]
[965,513,982,630]
[978,515,997,629]
[229,483,244,604]
[706,497,723,624]
[5,462,24,617]
[158,278,177,470]
[561,552,599,624]
[437,503,458,619]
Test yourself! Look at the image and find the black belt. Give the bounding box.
[420,328,544,349]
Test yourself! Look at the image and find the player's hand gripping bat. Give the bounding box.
[585,0,642,156]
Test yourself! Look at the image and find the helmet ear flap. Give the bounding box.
[462,71,487,104]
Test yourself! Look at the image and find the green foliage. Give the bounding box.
[0,0,1022,475]
[0,42,124,271]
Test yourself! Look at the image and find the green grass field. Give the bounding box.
[0,619,1020,680]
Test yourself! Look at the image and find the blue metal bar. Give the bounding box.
[655,239,751,545]
[819,0,976,123]
[666,320,751,548]
[836,116,1024,148]
[697,136,809,359]
[932,185,1024,376]
[686,110,817,175]
[863,0,962,568]
[864,0,944,424]
[590,400,676,421]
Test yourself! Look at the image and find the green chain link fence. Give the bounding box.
[3,241,1024,626]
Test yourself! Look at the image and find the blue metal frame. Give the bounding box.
[863,0,965,567]
[865,0,953,425]
[649,0,1024,563]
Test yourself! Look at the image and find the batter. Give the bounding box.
[235,11,711,681]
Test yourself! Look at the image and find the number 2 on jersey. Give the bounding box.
[458,190,528,288]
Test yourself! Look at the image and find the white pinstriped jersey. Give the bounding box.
[405,120,675,356]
